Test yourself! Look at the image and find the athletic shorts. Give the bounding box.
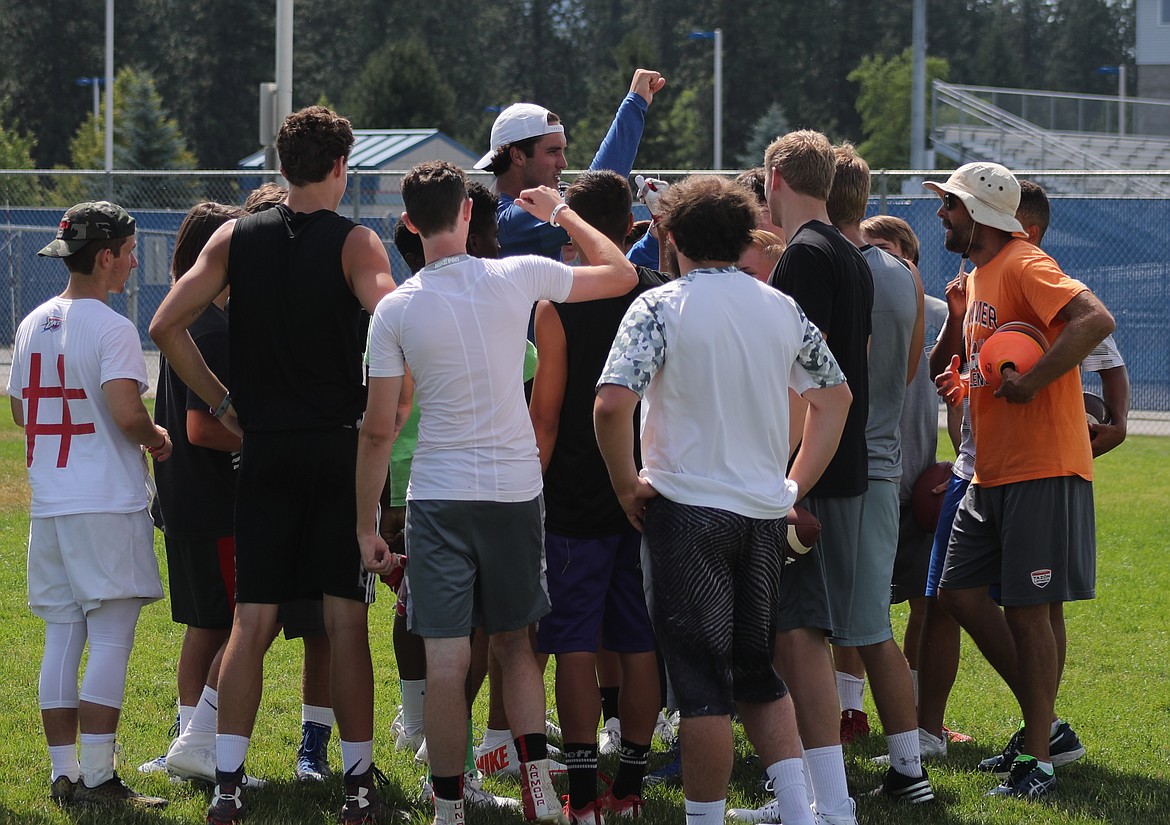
[828,480,898,647]
[278,599,326,640]
[234,429,375,605]
[535,528,656,655]
[941,477,1096,606]
[164,534,234,629]
[642,497,788,718]
[29,509,164,624]
[924,474,969,598]
[775,500,836,636]
[891,504,933,604]
[405,497,550,638]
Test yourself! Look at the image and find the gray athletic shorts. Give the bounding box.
[775,495,841,636]
[830,479,898,647]
[940,476,1096,605]
[405,496,550,637]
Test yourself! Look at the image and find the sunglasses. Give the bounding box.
[942,192,959,210]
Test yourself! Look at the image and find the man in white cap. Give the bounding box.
[926,162,1114,799]
[476,69,665,259]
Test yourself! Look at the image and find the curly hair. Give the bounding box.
[658,175,758,264]
[276,106,354,187]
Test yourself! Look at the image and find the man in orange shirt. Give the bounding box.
[927,163,1114,800]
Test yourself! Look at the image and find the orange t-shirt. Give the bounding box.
[964,239,1092,487]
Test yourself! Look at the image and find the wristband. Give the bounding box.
[549,203,569,228]
[212,392,232,419]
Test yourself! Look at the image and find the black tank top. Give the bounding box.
[227,205,368,431]
[543,267,668,537]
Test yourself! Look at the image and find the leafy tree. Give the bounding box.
[850,48,949,168]
[1045,0,1125,95]
[737,102,790,169]
[0,100,42,204]
[69,67,199,208]
[340,39,458,133]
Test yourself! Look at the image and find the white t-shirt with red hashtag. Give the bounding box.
[8,296,151,518]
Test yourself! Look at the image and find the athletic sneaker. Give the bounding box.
[139,716,181,774]
[642,742,681,787]
[943,726,973,743]
[166,730,266,787]
[340,763,396,824]
[871,728,947,766]
[520,760,568,825]
[475,738,567,778]
[392,706,425,754]
[295,721,332,782]
[839,709,869,744]
[74,772,168,808]
[986,756,1056,799]
[207,772,246,824]
[978,721,1085,778]
[419,770,521,810]
[414,738,429,765]
[727,797,779,823]
[563,798,602,825]
[867,766,936,804]
[597,786,644,818]
[653,710,679,747]
[49,775,77,805]
[812,798,858,825]
[546,711,563,743]
[598,718,622,756]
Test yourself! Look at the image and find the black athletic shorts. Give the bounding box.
[235,428,375,605]
[164,534,234,629]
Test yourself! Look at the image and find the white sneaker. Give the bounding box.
[475,738,567,778]
[598,718,622,756]
[415,738,429,765]
[812,798,857,825]
[520,759,568,825]
[870,728,947,766]
[166,730,266,787]
[419,770,519,810]
[392,706,426,754]
[545,711,563,742]
[727,798,780,824]
[653,710,679,747]
[464,769,521,809]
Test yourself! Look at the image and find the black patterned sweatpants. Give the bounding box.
[642,496,788,718]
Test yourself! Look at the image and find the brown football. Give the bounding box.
[1083,391,1112,440]
[784,504,821,561]
[911,461,954,533]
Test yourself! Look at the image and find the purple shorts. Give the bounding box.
[535,529,656,655]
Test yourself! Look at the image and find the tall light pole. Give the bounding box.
[689,29,723,170]
[105,0,114,186]
[910,0,927,170]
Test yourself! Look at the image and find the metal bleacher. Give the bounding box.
[930,80,1170,196]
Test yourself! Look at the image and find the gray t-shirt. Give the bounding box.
[863,246,920,481]
[899,296,948,502]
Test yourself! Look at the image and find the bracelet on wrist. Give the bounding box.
[549,203,569,228]
[212,392,232,419]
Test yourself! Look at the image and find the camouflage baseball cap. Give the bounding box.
[38,201,136,258]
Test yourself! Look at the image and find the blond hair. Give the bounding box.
[763,130,836,201]
[860,214,920,265]
[826,143,871,227]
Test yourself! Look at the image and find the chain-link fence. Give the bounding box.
[2,168,1168,434]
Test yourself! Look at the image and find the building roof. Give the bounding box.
[238,129,477,169]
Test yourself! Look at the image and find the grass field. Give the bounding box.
[0,415,1167,825]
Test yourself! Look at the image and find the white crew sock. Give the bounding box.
[341,739,374,776]
[79,733,115,788]
[49,744,80,782]
[302,704,335,728]
[178,703,196,735]
[803,744,852,818]
[765,758,814,825]
[401,679,426,735]
[215,733,250,775]
[887,729,923,777]
[835,671,865,712]
[188,685,219,734]
[684,798,725,825]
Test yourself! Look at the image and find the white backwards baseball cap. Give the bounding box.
[923,162,1025,234]
[474,103,564,170]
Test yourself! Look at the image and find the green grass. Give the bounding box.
[0,420,1167,824]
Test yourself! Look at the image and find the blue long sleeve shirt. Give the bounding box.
[497,92,649,260]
